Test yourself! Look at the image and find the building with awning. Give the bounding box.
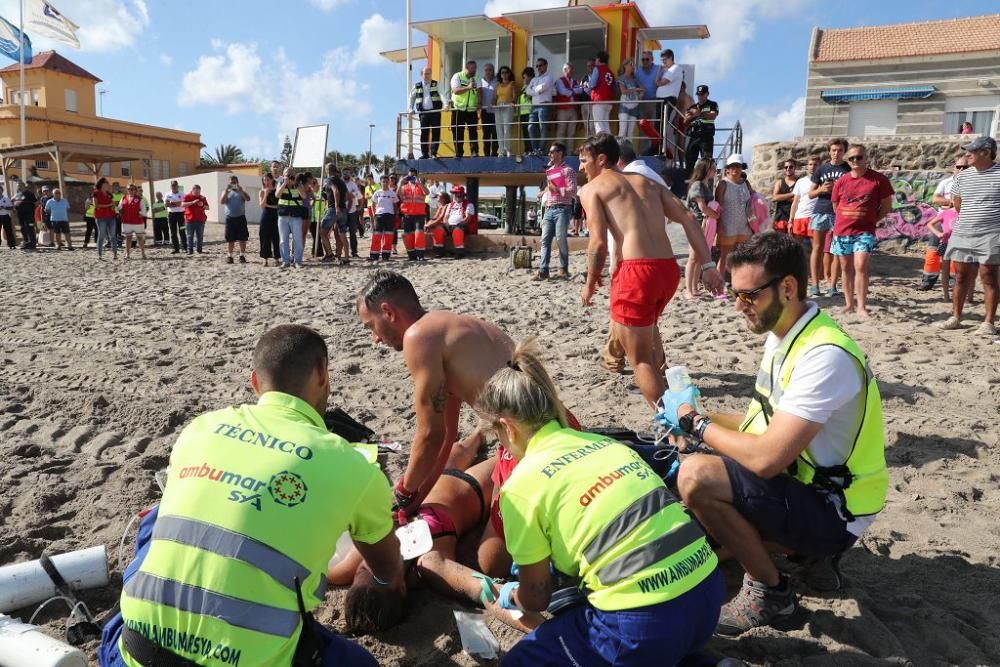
[804,15,1000,137]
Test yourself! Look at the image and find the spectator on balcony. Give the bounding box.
[518,68,534,155]
[451,60,480,158]
[578,59,595,137]
[654,49,683,155]
[479,63,498,158]
[635,50,658,151]
[411,66,443,160]
[684,85,718,174]
[526,58,556,156]
[589,51,616,136]
[494,66,518,158]
[554,63,580,153]
[533,142,577,281]
[617,58,642,144]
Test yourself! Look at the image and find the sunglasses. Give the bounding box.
[846,155,866,163]
[954,164,968,170]
[641,57,651,61]
[548,148,561,154]
[783,165,796,169]
[728,274,786,305]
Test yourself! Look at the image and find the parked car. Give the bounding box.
[477,212,501,229]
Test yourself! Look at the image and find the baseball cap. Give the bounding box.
[725,153,747,168]
[450,185,465,195]
[696,84,709,95]
[962,136,997,153]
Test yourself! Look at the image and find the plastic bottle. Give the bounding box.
[0,614,87,667]
[665,366,692,393]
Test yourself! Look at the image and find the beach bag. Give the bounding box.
[704,201,720,247]
[748,192,772,234]
[323,407,375,442]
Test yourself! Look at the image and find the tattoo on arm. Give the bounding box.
[431,382,447,413]
[587,250,604,281]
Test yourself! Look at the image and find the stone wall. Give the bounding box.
[749,135,969,191]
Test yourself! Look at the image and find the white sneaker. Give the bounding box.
[977,321,997,335]
[937,316,962,330]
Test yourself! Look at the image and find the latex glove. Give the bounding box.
[654,385,701,433]
[498,581,520,610]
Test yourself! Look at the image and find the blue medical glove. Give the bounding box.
[654,385,701,433]
[498,581,520,610]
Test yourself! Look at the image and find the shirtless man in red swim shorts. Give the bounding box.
[578,133,725,408]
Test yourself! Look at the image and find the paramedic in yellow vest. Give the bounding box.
[657,233,888,637]
[396,167,429,261]
[450,60,480,158]
[410,66,443,159]
[152,192,169,247]
[475,340,723,667]
[99,324,405,667]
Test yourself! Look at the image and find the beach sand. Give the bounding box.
[1,228,998,666]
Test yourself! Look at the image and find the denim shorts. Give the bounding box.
[809,212,835,232]
[830,232,877,256]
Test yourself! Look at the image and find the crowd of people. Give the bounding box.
[411,48,718,170]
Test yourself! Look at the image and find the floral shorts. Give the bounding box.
[830,232,877,256]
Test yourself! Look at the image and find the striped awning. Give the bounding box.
[820,86,935,104]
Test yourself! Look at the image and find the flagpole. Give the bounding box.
[18,0,26,180]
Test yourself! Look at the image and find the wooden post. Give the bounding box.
[504,184,517,234]
[144,158,154,229]
[52,147,67,203]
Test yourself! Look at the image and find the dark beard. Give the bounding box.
[750,297,783,334]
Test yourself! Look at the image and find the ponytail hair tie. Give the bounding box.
[506,359,521,372]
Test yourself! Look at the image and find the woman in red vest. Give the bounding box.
[589,50,616,135]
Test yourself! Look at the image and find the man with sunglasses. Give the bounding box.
[634,50,659,155]
[829,144,894,317]
[534,142,578,280]
[657,233,887,636]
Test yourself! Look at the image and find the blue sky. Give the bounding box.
[0,0,991,161]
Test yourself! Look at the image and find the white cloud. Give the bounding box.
[0,0,149,52]
[483,0,564,15]
[355,13,405,66]
[158,53,173,67]
[719,95,805,158]
[178,41,371,148]
[309,0,352,10]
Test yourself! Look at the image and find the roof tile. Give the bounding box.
[0,50,102,82]
[813,14,1000,63]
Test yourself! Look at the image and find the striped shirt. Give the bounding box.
[951,162,1000,238]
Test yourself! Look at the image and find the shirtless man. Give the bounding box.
[578,133,725,407]
[356,269,515,573]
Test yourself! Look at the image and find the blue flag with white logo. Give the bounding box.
[0,16,32,64]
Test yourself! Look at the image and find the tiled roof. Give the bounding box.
[812,14,1000,63]
[0,50,101,82]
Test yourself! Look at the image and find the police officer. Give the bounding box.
[475,340,723,667]
[411,66,443,159]
[659,233,888,635]
[683,84,718,175]
[98,324,405,667]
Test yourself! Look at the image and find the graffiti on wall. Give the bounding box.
[875,172,947,247]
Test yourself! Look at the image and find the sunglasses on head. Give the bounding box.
[728,274,786,305]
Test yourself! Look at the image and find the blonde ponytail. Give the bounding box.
[475,338,569,430]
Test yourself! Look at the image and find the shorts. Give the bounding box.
[503,569,724,667]
[830,232,877,256]
[51,220,70,233]
[723,457,857,557]
[945,233,1000,265]
[772,218,789,233]
[791,217,811,237]
[610,258,681,328]
[809,212,835,232]
[225,215,249,242]
[122,223,145,236]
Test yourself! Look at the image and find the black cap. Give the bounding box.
[408,166,418,174]
[696,84,709,95]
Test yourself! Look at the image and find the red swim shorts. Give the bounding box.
[610,258,681,327]
[791,217,810,238]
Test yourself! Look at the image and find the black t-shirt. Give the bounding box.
[687,99,719,135]
[810,162,850,215]
[324,176,347,210]
[15,190,36,220]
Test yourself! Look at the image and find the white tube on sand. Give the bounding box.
[0,547,109,614]
[0,614,87,667]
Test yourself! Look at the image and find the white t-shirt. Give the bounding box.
[346,181,360,213]
[164,191,184,213]
[528,72,555,104]
[656,63,682,99]
[764,303,875,536]
[792,176,817,219]
[934,175,954,202]
[446,201,474,226]
[371,189,398,216]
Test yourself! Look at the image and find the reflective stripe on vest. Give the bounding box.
[152,203,167,218]
[583,486,676,564]
[518,91,531,115]
[411,81,442,111]
[452,73,476,111]
[277,188,303,217]
[400,184,424,215]
[740,310,888,518]
[124,571,300,638]
[596,521,706,585]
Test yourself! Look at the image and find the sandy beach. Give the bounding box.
[1,227,998,666]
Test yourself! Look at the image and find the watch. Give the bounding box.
[693,415,712,442]
[678,410,699,435]
[701,261,717,271]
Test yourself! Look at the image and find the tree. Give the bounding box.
[202,144,245,167]
[380,154,397,177]
[279,136,293,166]
[357,151,377,176]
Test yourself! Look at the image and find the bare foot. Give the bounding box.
[842,305,855,314]
[683,290,701,301]
[857,308,870,319]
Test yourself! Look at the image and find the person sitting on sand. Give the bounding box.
[658,233,888,636]
[475,338,723,667]
[328,442,544,635]
[97,324,405,667]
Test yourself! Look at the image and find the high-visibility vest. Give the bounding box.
[740,309,888,520]
[452,72,477,112]
[277,186,304,218]
[590,64,616,102]
[86,202,96,217]
[517,89,531,116]
[410,80,443,113]
[400,183,425,216]
[152,202,167,219]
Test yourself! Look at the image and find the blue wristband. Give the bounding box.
[498,581,520,610]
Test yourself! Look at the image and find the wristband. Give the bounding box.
[701,261,717,271]
[693,415,712,442]
[392,478,417,510]
[498,581,520,610]
[678,410,699,435]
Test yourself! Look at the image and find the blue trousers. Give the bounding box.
[540,205,571,273]
[528,105,552,153]
[97,506,376,667]
[502,569,724,667]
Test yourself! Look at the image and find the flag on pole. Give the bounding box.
[0,16,32,63]
[26,0,79,49]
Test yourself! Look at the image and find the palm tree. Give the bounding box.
[357,151,377,176]
[380,154,397,177]
[205,144,245,166]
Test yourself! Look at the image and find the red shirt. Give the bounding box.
[183,193,208,223]
[119,196,143,225]
[93,190,115,220]
[831,169,894,236]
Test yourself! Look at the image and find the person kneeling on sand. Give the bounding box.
[97,324,404,667]
[328,438,545,635]
[656,233,888,635]
[475,339,723,666]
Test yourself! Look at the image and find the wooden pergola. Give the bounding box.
[0,141,155,208]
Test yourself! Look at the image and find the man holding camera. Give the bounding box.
[220,176,251,264]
